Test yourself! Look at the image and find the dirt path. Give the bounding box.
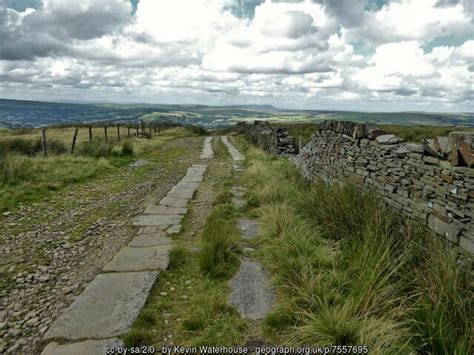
[0,136,201,354]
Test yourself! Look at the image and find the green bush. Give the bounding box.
[0,137,66,156]
[121,139,134,156]
[77,139,113,158]
[0,152,31,184]
[184,125,209,136]
[169,245,188,270]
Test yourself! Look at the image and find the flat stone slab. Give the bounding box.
[159,196,189,208]
[103,246,171,272]
[238,219,261,239]
[167,187,196,199]
[231,187,246,197]
[233,198,246,207]
[128,233,172,248]
[144,205,187,215]
[175,181,200,190]
[134,214,183,227]
[221,136,245,161]
[200,137,214,159]
[43,272,157,340]
[229,259,274,320]
[42,339,123,355]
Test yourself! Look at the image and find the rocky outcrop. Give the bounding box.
[291,120,474,257]
[237,121,296,156]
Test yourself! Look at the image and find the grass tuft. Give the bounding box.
[0,152,31,183]
[199,204,240,279]
[77,138,113,158]
[169,245,188,270]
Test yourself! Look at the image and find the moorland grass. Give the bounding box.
[199,204,240,279]
[383,124,474,142]
[241,144,472,354]
[0,128,189,211]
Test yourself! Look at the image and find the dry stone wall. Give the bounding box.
[291,120,474,257]
[237,121,296,156]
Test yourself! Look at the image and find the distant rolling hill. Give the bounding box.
[0,98,473,129]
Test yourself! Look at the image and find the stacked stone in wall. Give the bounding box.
[237,121,296,156]
[291,120,474,257]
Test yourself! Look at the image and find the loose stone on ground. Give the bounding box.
[229,259,275,320]
[166,224,182,234]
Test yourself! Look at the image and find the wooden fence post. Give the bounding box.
[299,136,302,153]
[136,124,139,137]
[149,124,152,137]
[104,125,108,142]
[41,128,47,157]
[117,125,121,141]
[128,126,131,138]
[71,127,79,153]
[89,125,93,142]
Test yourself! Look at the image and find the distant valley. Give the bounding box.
[1,98,473,129]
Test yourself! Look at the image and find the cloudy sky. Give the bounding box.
[0,0,473,111]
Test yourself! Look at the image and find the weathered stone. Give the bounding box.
[427,215,460,242]
[128,233,172,248]
[158,196,189,208]
[200,137,214,159]
[103,246,171,272]
[133,214,183,227]
[434,136,451,158]
[232,198,246,207]
[143,205,187,215]
[459,234,474,254]
[423,156,440,165]
[231,187,246,198]
[221,136,245,161]
[376,134,400,145]
[422,139,443,158]
[43,272,157,340]
[449,131,474,167]
[229,259,275,320]
[166,225,181,235]
[41,339,123,355]
[368,128,388,139]
[440,174,454,184]
[238,219,261,239]
[167,186,197,199]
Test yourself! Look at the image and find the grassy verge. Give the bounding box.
[0,127,191,211]
[239,140,472,354]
